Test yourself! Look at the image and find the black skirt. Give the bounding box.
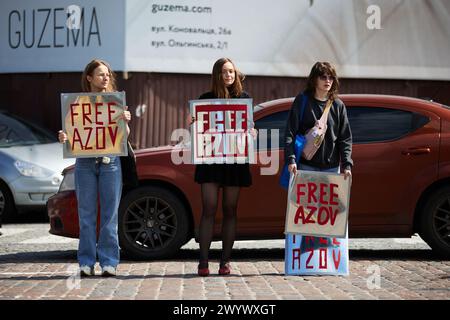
[195,163,252,187]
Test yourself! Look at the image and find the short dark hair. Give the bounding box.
[304,61,339,100]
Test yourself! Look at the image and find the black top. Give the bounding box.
[284,93,353,170]
[193,90,252,187]
[198,91,251,100]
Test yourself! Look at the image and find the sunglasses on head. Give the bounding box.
[319,75,334,81]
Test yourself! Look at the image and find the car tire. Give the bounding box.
[118,186,190,259]
[0,181,16,223]
[419,186,450,258]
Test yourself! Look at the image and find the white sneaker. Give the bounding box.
[101,266,116,277]
[79,265,94,277]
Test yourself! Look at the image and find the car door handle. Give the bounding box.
[401,147,431,156]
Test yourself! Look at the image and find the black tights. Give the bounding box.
[198,183,240,266]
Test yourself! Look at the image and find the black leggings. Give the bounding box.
[198,183,240,265]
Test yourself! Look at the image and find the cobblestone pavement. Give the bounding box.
[0,224,449,301]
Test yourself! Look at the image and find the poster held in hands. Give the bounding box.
[61,91,128,158]
[190,98,254,165]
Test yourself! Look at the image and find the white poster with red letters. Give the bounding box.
[285,232,349,276]
[190,99,254,165]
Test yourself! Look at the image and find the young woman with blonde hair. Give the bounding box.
[58,59,131,277]
[192,57,255,276]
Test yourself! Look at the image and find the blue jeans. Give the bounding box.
[299,163,340,174]
[75,157,122,268]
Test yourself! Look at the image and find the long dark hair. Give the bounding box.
[304,61,339,100]
[211,57,244,98]
[81,59,117,92]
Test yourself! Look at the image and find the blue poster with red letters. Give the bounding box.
[284,232,349,276]
[284,170,350,275]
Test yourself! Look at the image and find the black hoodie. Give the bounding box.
[284,93,353,170]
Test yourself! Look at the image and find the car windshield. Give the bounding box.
[0,112,57,147]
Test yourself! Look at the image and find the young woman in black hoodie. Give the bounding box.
[284,61,353,178]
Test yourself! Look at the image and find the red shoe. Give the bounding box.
[198,261,209,277]
[218,262,231,275]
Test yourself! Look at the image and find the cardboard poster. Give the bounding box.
[284,232,349,276]
[190,99,254,164]
[285,171,351,238]
[61,92,128,158]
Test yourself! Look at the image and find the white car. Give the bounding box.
[0,111,74,223]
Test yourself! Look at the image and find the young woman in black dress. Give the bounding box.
[193,58,255,276]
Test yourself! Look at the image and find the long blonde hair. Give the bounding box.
[81,59,117,92]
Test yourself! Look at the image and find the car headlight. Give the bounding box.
[58,169,75,192]
[14,160,53,177]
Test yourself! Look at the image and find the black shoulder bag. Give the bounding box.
[120,140,139,188]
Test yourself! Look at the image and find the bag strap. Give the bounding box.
[291,94,308,165]
[299,93,308,122]
[299,94,332,124]
[319,99,333,124]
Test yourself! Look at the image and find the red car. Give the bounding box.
[47,94,450,259]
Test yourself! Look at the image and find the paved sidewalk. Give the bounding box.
[0,224,448,301]
[0,252,448,300]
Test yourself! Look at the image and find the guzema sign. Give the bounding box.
[61,92,128,158]
[190,99,254,164]
[3,0,449,80]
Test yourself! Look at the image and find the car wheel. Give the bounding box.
[419,186,450,258]
[0,181,15,223]
[118,186,190,259]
